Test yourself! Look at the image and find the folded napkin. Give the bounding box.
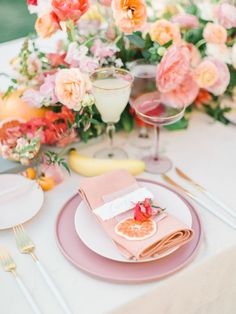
[79,170,194,260]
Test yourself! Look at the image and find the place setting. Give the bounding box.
[0,0,236,312]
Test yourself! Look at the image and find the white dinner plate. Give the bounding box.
[0,174,44,230]
[74,181,192,263]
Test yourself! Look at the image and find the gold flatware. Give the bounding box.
[0,247,41,314]
[162,175,236,230]
[13,225,72,314]
[175,167,236,218]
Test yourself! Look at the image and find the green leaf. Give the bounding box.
[184,28,203,45]
[162,40,173,49]
[61,161,71,175]
[186,3,199,15]
[164,117,189,131]
[127,34,145,49]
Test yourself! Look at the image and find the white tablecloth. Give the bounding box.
[0,39,236,314]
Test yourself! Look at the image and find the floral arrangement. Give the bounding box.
[0,0,236,164]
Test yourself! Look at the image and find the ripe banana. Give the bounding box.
[68,150,145,177]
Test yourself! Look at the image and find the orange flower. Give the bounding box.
[112,0,147,34]
[150,19,181,46]
[35,12,60,38]
[203,23,227,44]
[195,89,212,108]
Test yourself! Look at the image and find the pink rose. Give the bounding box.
[203,23,227,44]
[150,19,181,46]
[214,3,236,29]
[112,0,147,34]
[156,45,190,93]
[161,72,199,108]
[171,14,199,29]
[55,68,90,110]
[194,58,230,95]
[184,43,201,67]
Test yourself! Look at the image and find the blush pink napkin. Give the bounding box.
[79,170,194,260]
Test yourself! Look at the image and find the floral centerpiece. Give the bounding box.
[0,0,236,165]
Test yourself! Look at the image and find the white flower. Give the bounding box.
[206,43,232,64]
[81,93,94,107]
[197,2,217,22]
[115,58,123,68]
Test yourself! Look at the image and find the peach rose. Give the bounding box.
[150,19,181,46]
[194,60,219,88]
[35,11,60,38]
[112,0,147,34]
[205,58,230,96]
[194,58,230,95]
[156,45,190,93]
[160,72,199,108]
[203,23,227,44]
[171,14,199,29]
[214,3,236,29]
[55,68,89,110]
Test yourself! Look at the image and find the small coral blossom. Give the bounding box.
[133,198,165,222]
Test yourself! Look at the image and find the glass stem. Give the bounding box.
[153,126,160,161]
[106,123,115,158]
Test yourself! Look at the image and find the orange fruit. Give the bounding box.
[0,90,47,122]
[37,176,55,191]
[22,168,37,180]
[115,217,156,240]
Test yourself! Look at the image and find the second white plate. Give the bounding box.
[74,181,192,263]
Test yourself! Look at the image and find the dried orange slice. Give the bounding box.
[115,217,156,240]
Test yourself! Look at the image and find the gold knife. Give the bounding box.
[175,167,236,219]
[162,174,236,230]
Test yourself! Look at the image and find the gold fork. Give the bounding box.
[0,247,41,314]
[13,225,72,314]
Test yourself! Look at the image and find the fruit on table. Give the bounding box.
[68,150,145,177]
[22,168,37,180]
[37,176,55,191]
[0,90,47,121]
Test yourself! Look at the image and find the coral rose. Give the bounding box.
[160,72,199,108]
[184,43,201,67]
[150,19,181,46]
[156,45,190,93]
[35,11,60,38]
[194,60,219,88]
[171,14,199,29]
[214,3,236,29]
[194,58,230,95]
[55,68,90,110]
[203,23,227,44]
[52,0,89,22]
[112,0,147,34]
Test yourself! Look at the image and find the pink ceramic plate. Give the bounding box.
[55,179,202,283]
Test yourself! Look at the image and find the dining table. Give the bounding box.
[0,37,236,314]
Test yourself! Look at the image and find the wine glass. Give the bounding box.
[132,95,186,174]
[129,60,157,148]
[90,67,133,159]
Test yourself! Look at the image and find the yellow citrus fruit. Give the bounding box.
[37,176,55,191]
[22,168,37,180]
[115,217,156,240]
